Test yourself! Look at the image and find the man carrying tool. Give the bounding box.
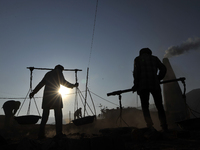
[2,100,21,128]
[132,48,168,132]
[29,64,78,139]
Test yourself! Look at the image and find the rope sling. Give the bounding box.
[14,67,41,124]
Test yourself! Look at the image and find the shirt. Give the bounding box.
[33,69,74,109]
[133,53,166,91]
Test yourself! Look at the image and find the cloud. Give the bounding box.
[164,37,200,58]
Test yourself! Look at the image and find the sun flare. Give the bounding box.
[59,85,70,98]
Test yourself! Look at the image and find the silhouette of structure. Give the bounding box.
[162,58,189,128]
[186,88,200,118]
[2,100,21,128]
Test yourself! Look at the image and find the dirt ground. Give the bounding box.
[1,120,200,150]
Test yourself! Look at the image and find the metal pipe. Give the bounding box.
[107,77,186,96]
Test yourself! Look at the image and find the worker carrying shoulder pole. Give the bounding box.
[29,64,79,139]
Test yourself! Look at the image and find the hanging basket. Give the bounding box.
[72,115,96,126]
[14,115,41,125]
[176,118,200,130]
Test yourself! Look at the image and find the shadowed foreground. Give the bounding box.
[1,120,200,150]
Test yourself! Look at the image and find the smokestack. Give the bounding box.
[164,37,200,58]
[162,58,189,128]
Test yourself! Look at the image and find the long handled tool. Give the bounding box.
[106,77,186,127]
[107,77,186,96]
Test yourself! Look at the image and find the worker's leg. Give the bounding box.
[151,90,168,131]
[38,109,49,138]
[139,90,154,128]
[54,108,63,136]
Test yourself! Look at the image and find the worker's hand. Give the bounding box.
[29,92,35,99]
[74,83,79,87]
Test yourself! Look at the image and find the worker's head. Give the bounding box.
[139,48,152,56]
[54,64,64,71]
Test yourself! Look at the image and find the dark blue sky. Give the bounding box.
[1,0,200,118]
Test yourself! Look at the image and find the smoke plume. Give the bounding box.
[164,37,200,58]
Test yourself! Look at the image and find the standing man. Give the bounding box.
[29,65,78,139]
[2,100,21,128]
[132,48,168,132]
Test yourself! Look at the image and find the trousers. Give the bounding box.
[139,89,168,129]
[39,108,63,137]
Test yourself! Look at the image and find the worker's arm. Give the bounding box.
[29,78,45,98]
[59,71,79,88]
[13,108,18,116]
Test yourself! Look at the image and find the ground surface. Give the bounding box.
[1,121,200,150]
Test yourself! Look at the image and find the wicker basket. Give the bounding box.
[73,115,96,126]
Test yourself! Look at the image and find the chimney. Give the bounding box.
[162,58,189,128]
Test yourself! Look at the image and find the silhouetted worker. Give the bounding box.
[74,108,82,119]
[2,100,21,128]
[132,48,168,132]
[29,65,79,139]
